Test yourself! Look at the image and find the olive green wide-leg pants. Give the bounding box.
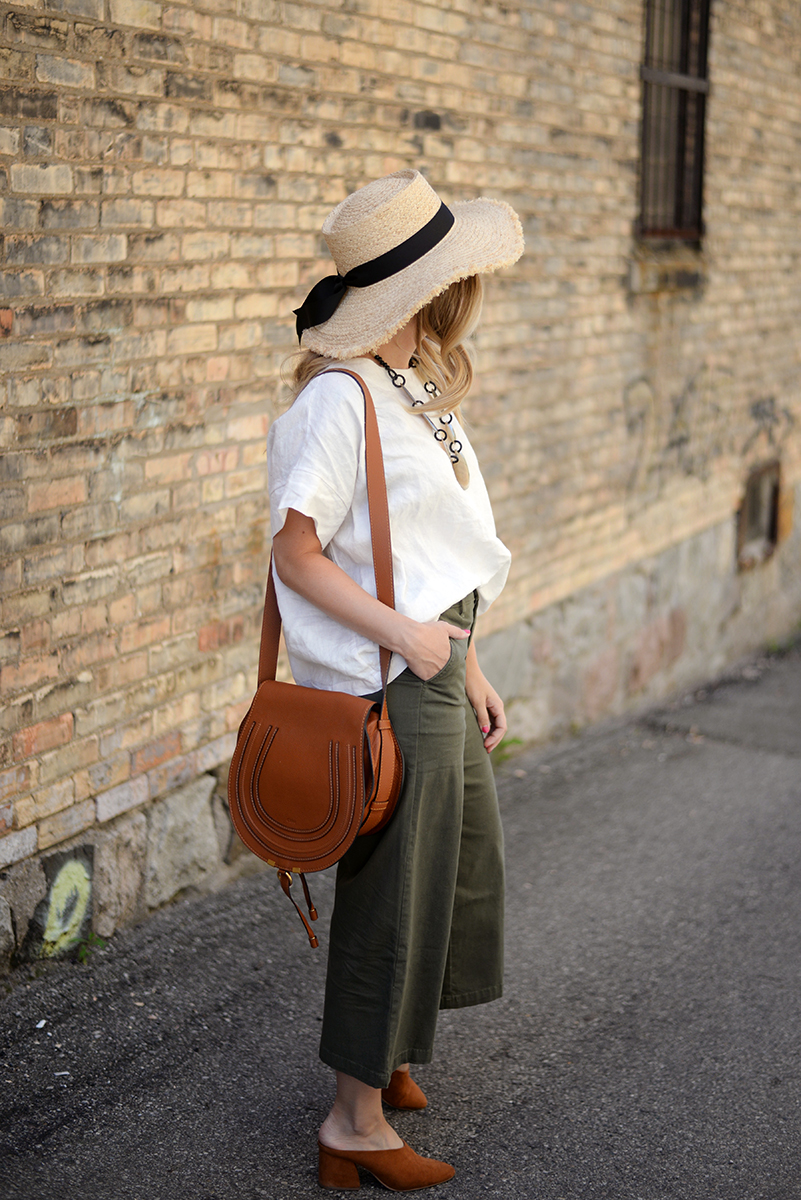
[319,594,505,1089]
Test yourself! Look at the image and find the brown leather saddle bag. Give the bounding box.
[228,370,404,946]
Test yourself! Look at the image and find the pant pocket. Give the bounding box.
[423,639,456,685]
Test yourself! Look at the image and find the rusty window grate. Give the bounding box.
[639,0,711,241]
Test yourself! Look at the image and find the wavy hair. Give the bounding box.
[285,274,483,414]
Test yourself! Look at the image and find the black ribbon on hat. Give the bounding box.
[293,202,455,342]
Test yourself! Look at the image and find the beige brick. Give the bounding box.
[211,17,251,48]
[0,46,33,83]
[234,292,277,319]
[72,234,127,263]
[35,54,95,88]
[96,775,148,822]
[194,448,239,476]
[76,749,129,801]
[0,765,32,805]
[225,467,266,498]
[209,261,254,290]
[186,171,232,199]
[49,269,105,298]
[167,139,193,165]
[184,296,233,322]
[19,618,50,654]
[201,478,225,504]
[136,102,190,134]
[3,587,51,626]
[166,323,217,355]
[207,200,252,228]
[160,264,210,292]
[119,489,170,522]
[1,652,59,694]
[181,231,230,261]
[98,711,154,759]
[152,691,201,736]
[163,6,212,38]
[10,163,73,195]
[130,167,185,196]
[109,0,162,31]
[0,127,21,154]
[15,776,74,828]
[93,651,149,693]
[38,735,99,788]
[0,269,45,299]
[61,568,118,608]
[240,442,267,468]
[6,15,69,51]
[155,199,206,227]
[206,356,231,382]
[233,54,278,84]
[101,198,156,227]
[28,476,88,512]
[38,798,95,849]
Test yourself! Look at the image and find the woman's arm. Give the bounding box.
[465,639,507,752]
[272,507,469,682]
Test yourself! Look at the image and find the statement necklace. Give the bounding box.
[373,354,470,489]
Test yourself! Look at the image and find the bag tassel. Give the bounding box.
[278,870,319,948]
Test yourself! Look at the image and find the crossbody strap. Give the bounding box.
[258,369,395,690]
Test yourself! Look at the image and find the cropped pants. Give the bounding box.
[318,593,505,1089]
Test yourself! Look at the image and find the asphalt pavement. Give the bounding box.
[1,641,799,1200]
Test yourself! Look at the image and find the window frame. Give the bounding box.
[639,0,712,243]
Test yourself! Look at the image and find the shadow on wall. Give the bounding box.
[480,483,801,746]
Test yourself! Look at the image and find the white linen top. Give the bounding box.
[267,357,511,695]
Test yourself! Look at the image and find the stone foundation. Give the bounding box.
[0,767,265,972]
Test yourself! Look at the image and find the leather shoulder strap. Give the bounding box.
[258,369,394,688]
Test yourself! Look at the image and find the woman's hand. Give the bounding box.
[465,642,507,752]
[399,620,470,682]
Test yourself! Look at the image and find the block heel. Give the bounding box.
[318,1143,361,1189]
[317,1140,454,1192]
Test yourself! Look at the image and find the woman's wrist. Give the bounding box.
[386,612,422,660]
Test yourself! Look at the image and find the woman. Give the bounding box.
[268,169,523,1191]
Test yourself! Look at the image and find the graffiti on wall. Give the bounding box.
[742,397,795,456]
[623,366,795,506]
[623,363,732,501]
[21,847,93,961]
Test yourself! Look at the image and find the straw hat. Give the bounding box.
[293,169,524,360]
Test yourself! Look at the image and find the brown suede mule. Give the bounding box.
[318,1140,455,1191]
[381,1069,428,1111]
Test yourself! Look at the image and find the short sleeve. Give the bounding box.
[267,372,364,549]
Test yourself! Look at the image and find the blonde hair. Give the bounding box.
[286,275,483,414]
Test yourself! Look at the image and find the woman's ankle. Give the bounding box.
[318,1069,405,1151]
[320,1101,403,1151]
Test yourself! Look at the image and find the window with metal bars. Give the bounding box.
[639,0,711,241]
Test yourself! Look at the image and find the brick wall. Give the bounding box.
[1,0,800,961]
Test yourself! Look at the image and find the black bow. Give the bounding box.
[293,203,455,342]
[293,274,348,342]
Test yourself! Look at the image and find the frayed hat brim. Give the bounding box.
[300,197,523,360]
